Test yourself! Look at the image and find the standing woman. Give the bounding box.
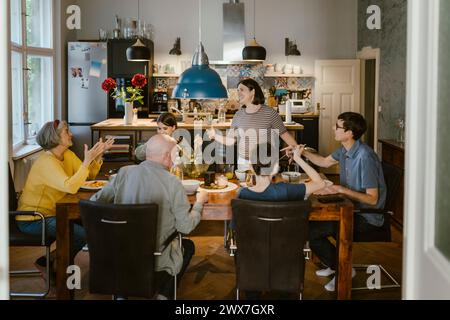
[208,78,298,170]
[16,120,113,273]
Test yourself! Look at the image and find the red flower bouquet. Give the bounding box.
[101,73,147,105]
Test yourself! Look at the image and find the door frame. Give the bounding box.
[357,46,380,154]
[404,0,450,299]
[0,0,10,299]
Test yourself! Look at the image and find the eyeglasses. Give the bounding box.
[335,123,345,130]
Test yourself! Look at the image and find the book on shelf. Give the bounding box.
[109,144,130,150]
[105,135,132,140]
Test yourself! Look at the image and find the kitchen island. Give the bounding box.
[91,118,304,154]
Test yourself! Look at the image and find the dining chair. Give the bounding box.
[79,200,181,299]
[9,168,54,298]
[352,161,402,290]
[231,199,312,300]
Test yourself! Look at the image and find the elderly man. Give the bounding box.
[91,134,208,299]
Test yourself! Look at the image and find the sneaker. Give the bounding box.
[324,268,357,292]
[315,267,335,277]
[156,294,168,300]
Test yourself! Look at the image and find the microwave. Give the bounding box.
[286,99,309,114]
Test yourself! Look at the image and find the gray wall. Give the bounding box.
[75,0,357,75]
[358,0,407,140]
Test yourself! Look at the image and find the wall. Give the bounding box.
[75,0,357,75]
[57,0,78,121]
[358,0,407,140]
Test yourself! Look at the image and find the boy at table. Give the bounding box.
[301,112,386,292]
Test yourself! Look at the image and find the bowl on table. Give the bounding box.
[181,180,200,195]
[281,171,301,183]
[235,170,247,182]
[181,163,210,178]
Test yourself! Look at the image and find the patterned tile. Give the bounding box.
[156,78,168,90]
[227,65,240,77]
[275,77,288,89]
[287,78,299,90]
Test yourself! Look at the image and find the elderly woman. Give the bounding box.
[16,120,113,276]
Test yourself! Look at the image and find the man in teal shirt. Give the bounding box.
[302,112,386,292]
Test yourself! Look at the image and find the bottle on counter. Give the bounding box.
[315,102,321,116]
[218,108,226,123]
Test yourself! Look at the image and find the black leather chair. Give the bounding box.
[79,199,180,299]
[352,161,402,290]
[9,168,54,298]
[231,199,312,300]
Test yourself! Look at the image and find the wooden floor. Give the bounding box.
[9,220,403,300]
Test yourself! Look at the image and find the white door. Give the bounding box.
[315,60,361,173]
[404,0,450,299]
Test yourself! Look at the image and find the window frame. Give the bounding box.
[9,0,56,152]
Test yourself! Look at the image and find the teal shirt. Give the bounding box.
[332,140,386,226]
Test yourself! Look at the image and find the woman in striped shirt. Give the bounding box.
[207,78,298,170]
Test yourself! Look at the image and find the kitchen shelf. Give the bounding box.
[153,73,180,77]
[264,73,315,78]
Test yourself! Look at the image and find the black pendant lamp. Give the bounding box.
[242,0,266,61]
[126,0,150,62]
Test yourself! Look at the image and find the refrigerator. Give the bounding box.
[68,41,108,158]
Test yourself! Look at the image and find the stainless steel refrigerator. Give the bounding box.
[68,41,108,158]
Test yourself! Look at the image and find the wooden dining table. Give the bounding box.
[55,179,354,300]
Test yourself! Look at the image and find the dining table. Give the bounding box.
[55,178,354,300]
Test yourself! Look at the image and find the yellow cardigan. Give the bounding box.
[17,150,102,221]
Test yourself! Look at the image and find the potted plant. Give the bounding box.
[101,74,147,124]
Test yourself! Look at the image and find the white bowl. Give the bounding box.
[235,170,247,182]
[281,172,301,183]
[182,179,200,195]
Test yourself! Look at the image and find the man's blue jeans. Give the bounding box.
[17,217,86,259]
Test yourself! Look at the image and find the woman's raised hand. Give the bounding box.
[83,141,105,167]
[101,137,115,153]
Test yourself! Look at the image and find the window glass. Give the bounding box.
[11,51,24,146]
[10,0,22,45]
[27,55,53,137]
[26,0,53,48]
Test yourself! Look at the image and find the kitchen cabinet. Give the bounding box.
[280,115,319,151]
[107,39,153,77]
[379,139,405,228]
[295,116,319,151]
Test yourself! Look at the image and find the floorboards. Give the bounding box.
[9,221,403,300]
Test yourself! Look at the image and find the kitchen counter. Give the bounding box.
[91,118,304,130]
[91,119,304,163]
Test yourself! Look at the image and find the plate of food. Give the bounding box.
[81,180,108,191]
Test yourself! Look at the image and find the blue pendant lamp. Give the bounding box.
[172,0,227,99]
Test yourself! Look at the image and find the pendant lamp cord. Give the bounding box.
[253,0,256,40]
[137,0,140,21]
[199,0,202,43]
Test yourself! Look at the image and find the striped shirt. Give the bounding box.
[231,105,287,159]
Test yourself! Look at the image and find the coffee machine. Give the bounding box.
[151,92,168,114]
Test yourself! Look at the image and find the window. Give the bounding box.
[10,0,54,149]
